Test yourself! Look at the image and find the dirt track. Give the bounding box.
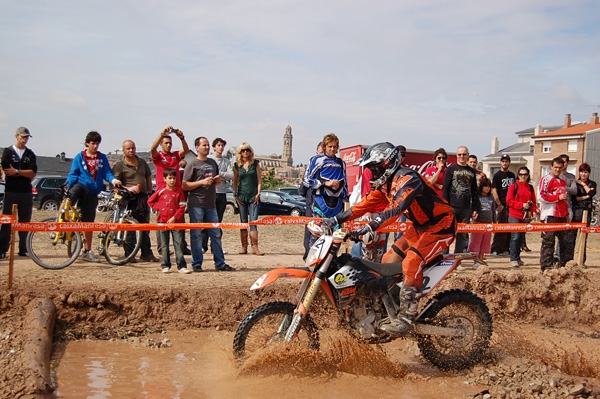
[1,212,600,398]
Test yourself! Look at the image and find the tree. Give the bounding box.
[261,168,284,190]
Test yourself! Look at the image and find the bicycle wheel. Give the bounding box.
[96,211,116,256]
[102,216,142,265]
[26,217,83,270]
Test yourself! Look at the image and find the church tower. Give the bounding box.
[282,125,293,167]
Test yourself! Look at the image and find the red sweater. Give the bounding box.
[506,181,537,220]
[147,187,186,222]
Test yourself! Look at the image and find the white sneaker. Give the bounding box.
[456,265,466,271]
[162,268,170,273]
[473,262,482,270]
[82,250,100,263]
[178,268,192,274]
[510,260,520,268]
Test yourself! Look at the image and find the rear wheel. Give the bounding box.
[102,216,142,265]
[233,301,320,360]
[290,208,302,217]
[225,203,236,216]
[416,289,492,370]
[26,217,83,270]
[41,199,60,211]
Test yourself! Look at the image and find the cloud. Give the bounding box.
[0,0,598,163]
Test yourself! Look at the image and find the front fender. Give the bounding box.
[251,267,312,290]
[250,267,337,308]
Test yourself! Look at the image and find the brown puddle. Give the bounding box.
[52,330,486,398]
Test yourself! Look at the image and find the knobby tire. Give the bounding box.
[233,301,320,360]
[416,289,493,370]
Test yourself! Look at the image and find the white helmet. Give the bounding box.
[355,142,401,189]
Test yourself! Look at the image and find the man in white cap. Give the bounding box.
[0,127,37,258]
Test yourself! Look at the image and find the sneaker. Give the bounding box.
[472,262,482,270]
[140,255,160,262]
[499,251,509,256]
[162,268,170,273]
[518,259,525,266]
[82,250,100,263]
[510,260,520,268]
[202,247,208,254]
[18,251,30,257]
[178,268,192,274]
[456,265,466,271]
[192,267,203,272]
[217,264,236,272]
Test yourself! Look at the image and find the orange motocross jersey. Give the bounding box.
[338,167,453,230]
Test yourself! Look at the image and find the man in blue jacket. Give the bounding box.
[66,131,121,262]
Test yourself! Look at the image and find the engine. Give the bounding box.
[346,297,385,339]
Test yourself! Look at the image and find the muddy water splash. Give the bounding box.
[239,331,404,378]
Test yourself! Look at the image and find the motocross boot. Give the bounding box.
[381,285,420,335]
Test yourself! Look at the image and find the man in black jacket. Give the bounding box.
[0,127,37,258]
[442,145,480,253]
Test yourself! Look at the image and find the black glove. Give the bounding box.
[349,224,373,242]
[321,217,338,230]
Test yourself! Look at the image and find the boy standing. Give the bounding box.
[148,168,191,274]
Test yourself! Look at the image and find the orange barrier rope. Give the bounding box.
[5,216,594,233]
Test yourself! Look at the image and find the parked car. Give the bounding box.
[278,186,305,201]
[225,183,239,215]
[32,174,68,211]
[259,190,306,217]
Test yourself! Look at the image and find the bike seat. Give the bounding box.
[359,258,404,277]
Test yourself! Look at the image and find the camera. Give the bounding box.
[526,201,533,207]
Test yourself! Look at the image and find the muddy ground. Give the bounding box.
[1,211,600,398]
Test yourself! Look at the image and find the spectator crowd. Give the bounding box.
[1,126,596,272]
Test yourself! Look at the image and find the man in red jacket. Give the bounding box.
[538,157,569,271]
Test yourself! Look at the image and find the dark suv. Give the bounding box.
[32,174,68,211]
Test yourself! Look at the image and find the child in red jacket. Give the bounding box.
[148,168,190,274]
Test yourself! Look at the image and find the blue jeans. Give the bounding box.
[238,201,259,232]
[509,216,524,261]
[159,229,186,270]
[189,206,226,270]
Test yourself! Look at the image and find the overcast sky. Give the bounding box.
[1,0,599,165]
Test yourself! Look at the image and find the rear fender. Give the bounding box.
[250,267,336,307]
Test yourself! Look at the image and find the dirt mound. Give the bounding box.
[2,214,600,397]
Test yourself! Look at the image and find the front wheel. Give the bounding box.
[102,216,142,265]
[233,301,320,360]
[26,217,83,270]
[416,289,492,371]
[290,208,302,217]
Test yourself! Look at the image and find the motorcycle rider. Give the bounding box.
[323,142,456,335]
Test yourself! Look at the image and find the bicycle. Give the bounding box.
[26,187,83,269]
[97,187,142,265]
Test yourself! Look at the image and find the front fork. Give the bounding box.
[283,252,335,342]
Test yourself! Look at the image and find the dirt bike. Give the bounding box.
[233,221,493,371]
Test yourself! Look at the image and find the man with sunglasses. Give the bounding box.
[423,148,448,197]
[442,146,480,253]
